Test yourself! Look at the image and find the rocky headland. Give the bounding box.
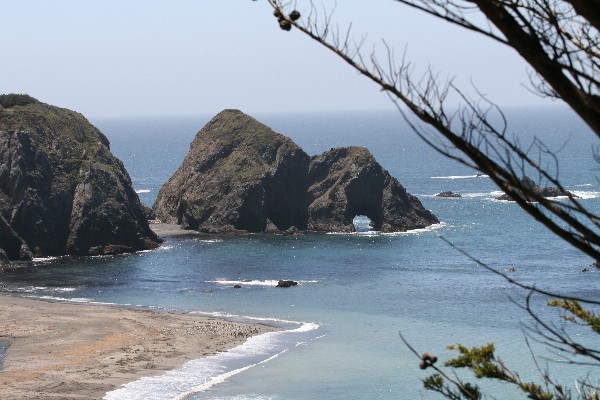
[153,109,438,233]
[0,94,161,262]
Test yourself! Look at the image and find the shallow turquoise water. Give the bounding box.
[1,107,598,399]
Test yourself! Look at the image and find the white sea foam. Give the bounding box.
[52,287,77,292]
[431,174,488,179]
[571,190,600,200]
[32,256,58,263]
[15,286,48,293]
[461,191,504,199]
[135,189,151,194]
[207,279,280,287]
[104,321,321,400]
[32,295,92,303]
[490,190,600,202]
[207,279,318,287]
[325,222,447,237]
[22,295,126,307]
[380,222,447,236]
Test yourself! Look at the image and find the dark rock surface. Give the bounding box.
[276,280,298,288]
[0,94,161,260]
[435,191,462,198]
[306,147,438,232]
[154,109,438,233]
[0,214,29,261]
[154,109,311,233]
[141,204,157,221]
[495,176,576,201]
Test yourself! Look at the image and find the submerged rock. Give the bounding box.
[0,94,161,260]
[153,109,438,233]
[495,176,576,201]
[276,280,298,288]
[435,191,462,198]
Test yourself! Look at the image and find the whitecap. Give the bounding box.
[135,189,151,194]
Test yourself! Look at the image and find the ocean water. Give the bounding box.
[0,341,6,371]
[1,107,599,399]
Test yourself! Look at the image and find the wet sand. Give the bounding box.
[0,295,274,399]
[149,222,201,238]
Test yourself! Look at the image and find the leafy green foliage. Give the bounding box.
[0,93,38,109]
[548,299,600,334]
[420,331,600,400]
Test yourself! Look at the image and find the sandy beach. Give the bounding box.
[150,222,201,238]
[0,295,275,399]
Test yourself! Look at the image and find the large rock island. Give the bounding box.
[0,94,161,261]
[154,109,438,233]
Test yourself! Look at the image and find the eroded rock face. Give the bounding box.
[0,94,161,260]
[0,215,28,262]
[306,147,438,232]
[153,109,310,233]
[154,110,438,233]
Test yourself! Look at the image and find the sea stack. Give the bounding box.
[154,109,438,233]
[153,109,311,233]
[0,94,161,261]
[306,146,438,232]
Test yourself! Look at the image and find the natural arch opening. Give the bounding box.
[353,215,375,232]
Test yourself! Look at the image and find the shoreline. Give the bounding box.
[0,295,276,400]
[149,222,202,238]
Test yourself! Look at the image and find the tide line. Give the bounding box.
[104,320,321,400]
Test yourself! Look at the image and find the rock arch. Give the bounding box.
[153,110,438,233]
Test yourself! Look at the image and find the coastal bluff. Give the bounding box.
[0,94,161,261]
[153,109,438,233]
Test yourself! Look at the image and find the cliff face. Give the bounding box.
[306,147,439,232]
[154,110,438,233]
[0,94,161,260]
[153,109,310,233]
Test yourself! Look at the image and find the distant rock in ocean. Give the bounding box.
[435,191,462,198]
[495,176,576,201]
[153,109,438,233]
[0,94,161,261]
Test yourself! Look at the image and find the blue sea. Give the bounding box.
[1,107,599,399]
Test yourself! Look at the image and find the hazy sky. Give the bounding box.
[2,0,551,118]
